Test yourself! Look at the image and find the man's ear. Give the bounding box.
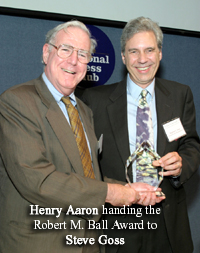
[42,44,50,65]
[121,52,126,65]
[159,50,162,61]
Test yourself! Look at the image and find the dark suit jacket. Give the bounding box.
[82,77,200,253]
[0,76,108,253]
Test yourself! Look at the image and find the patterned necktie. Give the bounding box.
[136,90,157,186]
[61,97,95,179]
[136,90,154,146]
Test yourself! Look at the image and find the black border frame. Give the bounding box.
[1,7,200,38]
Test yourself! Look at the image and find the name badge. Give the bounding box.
[162,118,186,142]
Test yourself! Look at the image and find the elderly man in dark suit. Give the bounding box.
[83,17,200,253]
[0,20,165,253]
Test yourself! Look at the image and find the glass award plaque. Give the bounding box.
[125,141,164,193]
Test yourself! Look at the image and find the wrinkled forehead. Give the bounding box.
[55,27,91,51]
[126,31,159,50]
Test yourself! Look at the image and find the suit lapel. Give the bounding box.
[107,79,130,165]
[35,77,84,176]
[105,77,174,163]
[155,78,174,156]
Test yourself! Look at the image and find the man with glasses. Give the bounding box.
[0,20,164,253]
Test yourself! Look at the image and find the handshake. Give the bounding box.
[105,182,165,207]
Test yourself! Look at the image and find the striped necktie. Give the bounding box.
[61,97,95,179]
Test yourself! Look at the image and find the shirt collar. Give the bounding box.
[42,72,76,105]
[127,73,155,100]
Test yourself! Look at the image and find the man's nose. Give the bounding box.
[67,50,79,65]
[138,51,148,63]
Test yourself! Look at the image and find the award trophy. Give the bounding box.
[125,141,165,197]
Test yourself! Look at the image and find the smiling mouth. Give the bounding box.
[137,66,150,71]
[62,68,75,74]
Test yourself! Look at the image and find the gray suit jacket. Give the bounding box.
[0,76,107,253]
[83,77,200,253]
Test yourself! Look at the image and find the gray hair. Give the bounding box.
[121,17,163,54]
[45,20,97,54]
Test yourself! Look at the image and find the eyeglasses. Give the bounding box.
[48,43,92,64]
